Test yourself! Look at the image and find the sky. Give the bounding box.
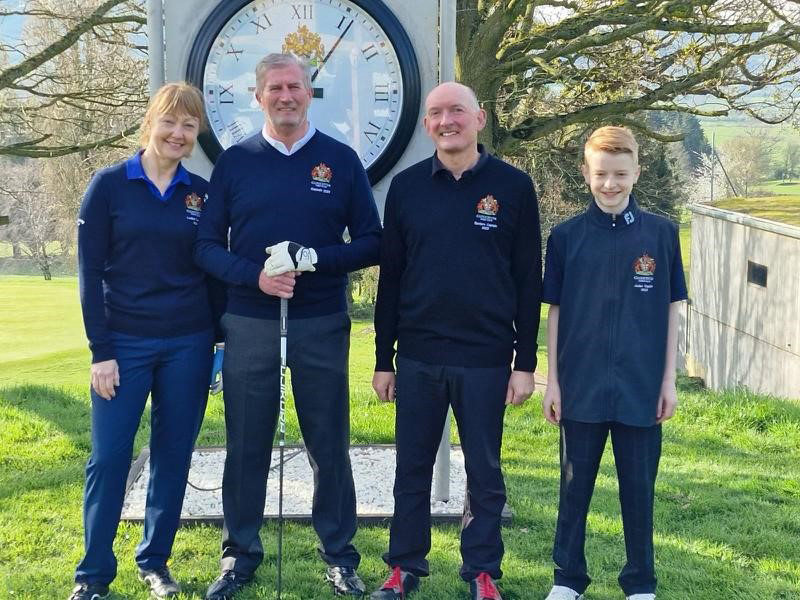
[1,0,27,64]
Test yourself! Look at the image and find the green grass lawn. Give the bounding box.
[1,277,799,599]
[678,218,691,287]
[712,193,800,228]
[698,118,796,150]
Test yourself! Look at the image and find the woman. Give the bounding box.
[71,82,222,600]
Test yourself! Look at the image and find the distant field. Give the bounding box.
[756,180,800,196]
[699,118,796,150]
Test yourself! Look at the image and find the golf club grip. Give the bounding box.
[279,298,287,440]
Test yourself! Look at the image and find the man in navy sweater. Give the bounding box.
[371,82,542,600]
[195,53,380,599]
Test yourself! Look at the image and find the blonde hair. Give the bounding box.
[584,126,639,163]
[139,82,206,147]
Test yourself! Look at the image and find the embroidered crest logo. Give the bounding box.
[476,195,499,216]
[185,192,203,211]
[633,253,656,276]
[311,163,333,184]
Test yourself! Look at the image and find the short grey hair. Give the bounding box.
[462,85,481,112]
[255,53,312,96]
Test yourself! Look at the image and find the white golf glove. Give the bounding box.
[264,241,317,276]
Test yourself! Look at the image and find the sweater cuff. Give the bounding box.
[375,349,396,372]
[513,352,537,373]
[90,344,116,364]
[248,263,264,289]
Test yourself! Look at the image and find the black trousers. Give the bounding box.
[553,419,662,596]
[218,312,359,576]
[384,357,509,581]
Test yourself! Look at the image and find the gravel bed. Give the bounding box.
[122,445,468,521]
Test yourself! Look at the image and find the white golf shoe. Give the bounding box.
[626,595,655,600]
[544,585,584,600]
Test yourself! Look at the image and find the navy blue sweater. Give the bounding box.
[374,151,542,371]
[78,156,219,363]
[542,197,688,426]
[195,130,381,319]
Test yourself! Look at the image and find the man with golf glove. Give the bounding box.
[195,53,380,600]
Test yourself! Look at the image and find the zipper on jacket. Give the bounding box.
[607,213,617,419]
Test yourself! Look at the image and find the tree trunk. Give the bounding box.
[38,244,52,280]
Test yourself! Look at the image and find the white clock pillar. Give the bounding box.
[156,0,441,215]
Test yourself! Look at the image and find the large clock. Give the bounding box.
[186,0,421,185]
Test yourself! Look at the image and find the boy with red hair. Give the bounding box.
[541,126,687,600]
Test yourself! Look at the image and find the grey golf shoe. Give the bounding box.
[138,566,181,598]
[325,566,366,596]
[68,582,109,600]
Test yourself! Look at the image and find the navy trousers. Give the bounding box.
[218,312,359,576]
[384,357,509,581]
[75,328,213,585]
[552,419,662,596]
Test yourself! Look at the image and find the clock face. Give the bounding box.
[186,0,421,184]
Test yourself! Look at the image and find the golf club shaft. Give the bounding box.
[277,297,287,599]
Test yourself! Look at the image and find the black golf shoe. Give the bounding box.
[325,566,366,596]
[205,570,252,600]
[370,567,420,599]
[68,582,109,600]
[469,572,502,600]
[139,566,181,598]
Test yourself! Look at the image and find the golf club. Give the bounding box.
[277,297,287,599]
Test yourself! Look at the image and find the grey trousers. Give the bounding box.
[218,311,360,576]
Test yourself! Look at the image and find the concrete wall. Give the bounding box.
[683,205,800,399]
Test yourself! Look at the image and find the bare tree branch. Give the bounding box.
[458,0,800,154]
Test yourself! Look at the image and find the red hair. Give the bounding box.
[584,126,639,163]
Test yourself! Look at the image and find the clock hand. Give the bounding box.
[311,19,353,82]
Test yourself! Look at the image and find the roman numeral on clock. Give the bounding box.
[228,121,246,142]
[226,46,243,62]
[374,84,390,102]
[251,14,272,33]
[361,43,379,61]
[292,4,313,19]
[219,84,234,104]
[363,121,381,143]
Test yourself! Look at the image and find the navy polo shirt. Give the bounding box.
[78,155,217,362]
[126,150,191,201]
[542,196,687,426]
[374,146,542,371]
